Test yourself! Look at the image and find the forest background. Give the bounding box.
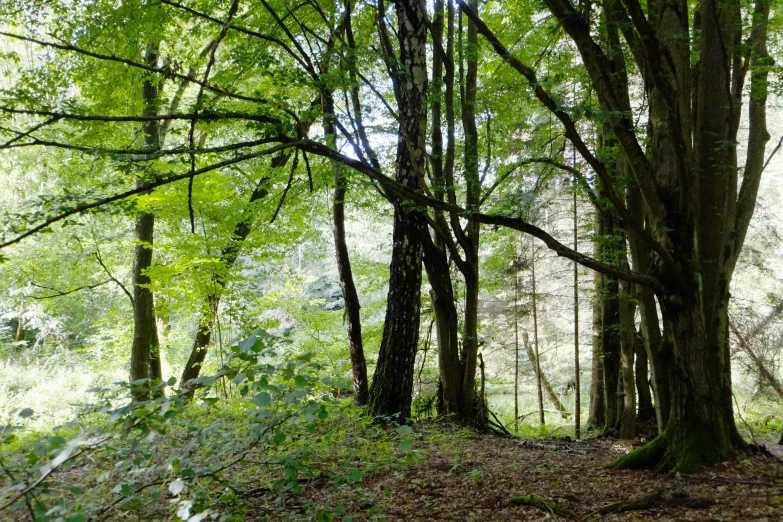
[1,0,783,520]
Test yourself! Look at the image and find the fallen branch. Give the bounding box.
[581,490,714,520]
[510,494,570,516]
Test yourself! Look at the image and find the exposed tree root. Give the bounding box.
[581,490,714,520]
[609,424,740,473]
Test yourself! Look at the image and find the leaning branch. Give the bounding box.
[0,31,271,106]
[0,142,299,249]
[0,107,280,125]
[297,140,663,290]
[456,1,676,276]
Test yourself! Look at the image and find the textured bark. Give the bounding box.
[366,0,428,421]
[130,211,156,399]
[635,333,656,425]
[587,231,605,428]
[129,42,162,400]
[617,279,637,439]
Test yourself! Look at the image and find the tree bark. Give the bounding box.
[573,185,581,439]
[635,332,656,425]
[617,278,637,439]
[366,0,428,421]
[461,0,482,420]
[129,42,162,400]
[323,88,369,405]
[587,229,605,428]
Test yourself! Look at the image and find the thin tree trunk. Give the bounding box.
[324,89,369,405]
[573,184,581,439]
[635,332,656,424]
[618,279,637,439]
[423,0,462,416]
[523,331,567,417]
[458,0,482,422]
[129,42,161,400]
[530,243,545,426]
[587,226,605,428]
[180,156,285,390]
[514,259,520,432]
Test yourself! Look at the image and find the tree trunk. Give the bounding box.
[635,332,656,425]
[423,237,462,414]
[366,0,428,421]
[180,155,285,390]
[617,279,637,439]
[514,259,521,432]
[130,211,156,400]
[573,185,581,439]
[324,88,369,405]
[587,239,606,428]
[530,244,545,425]
[612,299,738,472]
[129,42,161,400]
[457,0,482,422]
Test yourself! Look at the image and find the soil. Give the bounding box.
[255,424,783,521]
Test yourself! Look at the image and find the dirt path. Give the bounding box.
[283,424,783,521]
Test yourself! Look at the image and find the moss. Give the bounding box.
[611,418,738,473]
[608,435,667,470]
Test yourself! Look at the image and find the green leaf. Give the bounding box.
[273,430,286,444]
[316,511,333,522]
[253,392,271,407]
[67,514,88,522]
[348,469,362,483]
[397,440,413,453]
[396,425,413,436]
[19,408,34,418]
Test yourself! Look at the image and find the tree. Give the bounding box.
[458,0,774,470]
[365,0,429,421]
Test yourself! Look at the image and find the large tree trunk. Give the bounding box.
[366,0,428,421]
[613,298,738,471]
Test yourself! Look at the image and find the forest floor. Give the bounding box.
[251,422,783,522]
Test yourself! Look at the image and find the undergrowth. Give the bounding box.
[0,329,418,522]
